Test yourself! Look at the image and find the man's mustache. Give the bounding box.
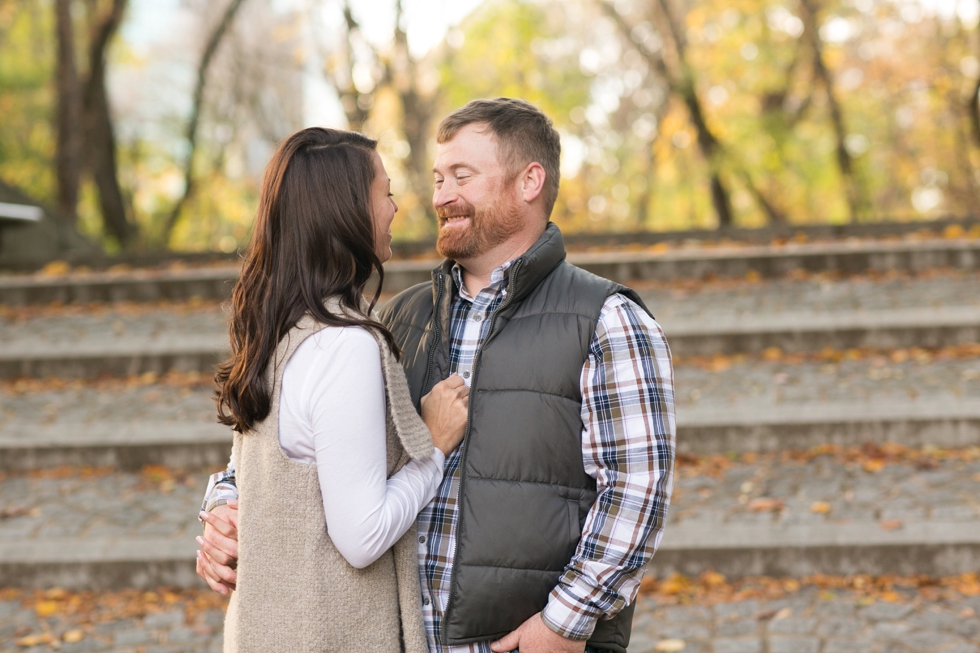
[436,209,474,221]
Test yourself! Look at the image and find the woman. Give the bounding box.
[213,127,468,652]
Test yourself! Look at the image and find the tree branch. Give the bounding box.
[162,0,247,245]
[83,0,133,246]
[55,0,83,223]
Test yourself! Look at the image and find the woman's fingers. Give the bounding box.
[197,535,235,567]
[196,551,235,595]
[202,522,239,560]
[200,510,238,538]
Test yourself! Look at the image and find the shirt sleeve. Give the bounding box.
[304,328,444,569]
[541,293,676,640]
[201,450,237,515]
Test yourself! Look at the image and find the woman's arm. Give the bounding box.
[295,328,444,569]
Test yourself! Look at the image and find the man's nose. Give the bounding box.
[433,182,455,209]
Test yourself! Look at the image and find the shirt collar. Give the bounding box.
[451,259,513,302]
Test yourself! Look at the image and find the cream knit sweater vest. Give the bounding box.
[224,309,433,653]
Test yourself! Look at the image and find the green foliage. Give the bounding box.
[1,0,979,253]
[0,4,56,203]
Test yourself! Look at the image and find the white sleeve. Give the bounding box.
[303,328,444,569]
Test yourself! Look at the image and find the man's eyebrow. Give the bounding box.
[432,163,475,174]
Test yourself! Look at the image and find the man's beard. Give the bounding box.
[435,195,523,261]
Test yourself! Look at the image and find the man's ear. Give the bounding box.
[520,162,546,204]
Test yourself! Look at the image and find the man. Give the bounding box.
[197,97,675,653]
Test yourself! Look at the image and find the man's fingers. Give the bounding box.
[489,629,520,652]
[200,511,238,538]
[457,384,470,399]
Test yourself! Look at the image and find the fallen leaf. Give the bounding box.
[0,507,36,520]
[34,601,60,617]
[863,459,885,473]
[880,520,904,531]
[773,607,793,620]
[943,224,965,239]
[748,497,785,512]
[62,629,84,643]
[762,347,783,361]
[655,639,686,652]
[15,633,55,647]
[40,261,71,276]
[811,501,832,514]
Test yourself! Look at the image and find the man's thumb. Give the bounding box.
[489,629,519,652]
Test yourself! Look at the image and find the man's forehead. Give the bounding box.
[435,125,500,165]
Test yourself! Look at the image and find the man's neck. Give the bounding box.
[457,226,545,297]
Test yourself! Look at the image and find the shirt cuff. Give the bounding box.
[199,482,239,520]
[540,580,603,641]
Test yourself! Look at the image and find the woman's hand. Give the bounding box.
[421,374,470,455]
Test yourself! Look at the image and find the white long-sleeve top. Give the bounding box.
[277,325,445,569]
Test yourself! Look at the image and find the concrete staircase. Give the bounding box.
[1,237,979,588]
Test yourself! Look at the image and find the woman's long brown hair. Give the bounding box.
[215,127,398,433]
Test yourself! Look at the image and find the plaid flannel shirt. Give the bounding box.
[201,260,675,652]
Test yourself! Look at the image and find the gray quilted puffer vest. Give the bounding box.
[379,223,651,653]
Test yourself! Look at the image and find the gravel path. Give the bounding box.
[1,585,978,652]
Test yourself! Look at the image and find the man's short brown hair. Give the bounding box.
[437,97,561,217]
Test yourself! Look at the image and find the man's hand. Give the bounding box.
[489,612,586,653]
[196,500,239,596]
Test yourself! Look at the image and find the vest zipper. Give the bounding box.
[441,259,523,642]
[420,273,445,398]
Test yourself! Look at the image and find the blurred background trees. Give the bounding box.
[0,0,978,252]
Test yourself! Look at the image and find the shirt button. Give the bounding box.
[473,313,483,322]
[423,597,430,606]
[418,535,426,544]
[462,371,470,379]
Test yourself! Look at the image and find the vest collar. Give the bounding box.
[430,222,567,304]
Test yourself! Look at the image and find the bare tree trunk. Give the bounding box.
[83,0,132,246]
[969,76,980,151]
[602,0,734,227]
[386,0,439,226]
[317,0,373,129]
[162,0,247,245]
[55,0,83,224]
[799,0,866,221]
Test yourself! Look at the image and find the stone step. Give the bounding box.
[2,237,979,305]
[2,400,978,471]
[2,306,977,378]
[3,449,978,587]
[2,348,977,468]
